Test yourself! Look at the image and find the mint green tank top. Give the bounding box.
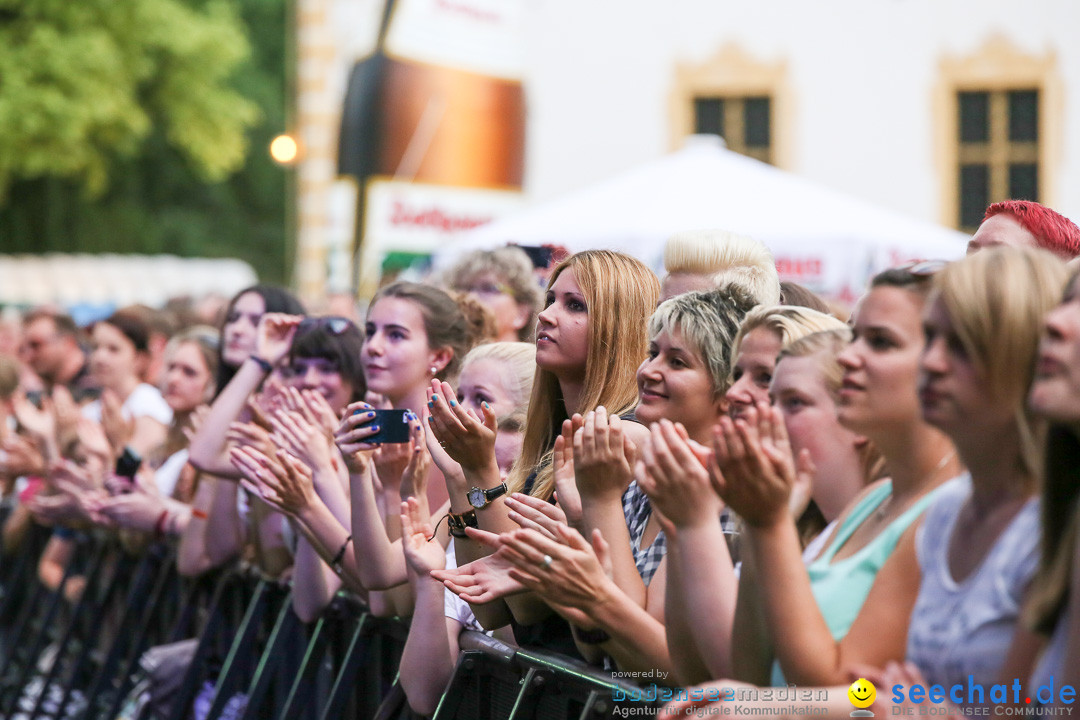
[769,478,952,686]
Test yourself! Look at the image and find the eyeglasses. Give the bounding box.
[894,259,949,277]
[297,316,354,336]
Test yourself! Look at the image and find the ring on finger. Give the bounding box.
[541,554,553,569]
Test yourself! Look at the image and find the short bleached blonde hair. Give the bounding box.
[663,229,782,306]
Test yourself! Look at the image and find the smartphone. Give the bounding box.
[517,244,553,269]
[352,408,412,444]
[115,447,142,479]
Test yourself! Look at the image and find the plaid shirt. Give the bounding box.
[621,481,741,585]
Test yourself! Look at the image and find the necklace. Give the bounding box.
[874,449,956,522]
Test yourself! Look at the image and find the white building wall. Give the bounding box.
[516,0,1080,225]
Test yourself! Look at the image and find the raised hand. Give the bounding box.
[431,549,527,605]
[334,401,381,471]
[13,392,56,444]
[504,492,568,540]
[90,492,167,533]
[498,524,616,628]
[425,380,497,473]
[711,400,806,528]
[270,408,333,475]
[255,313,302,367]
[552,417,583,526]
[230,446,316,516]
[100,389,134,454]
[282,387,340,439]
[422,407,466,489]
[636,419,722,529]
[225,419,276,461]
[401,498,446,575]
[572,406,636,500]
[398,416,431,514]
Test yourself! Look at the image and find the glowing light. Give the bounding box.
[270,134,299,164]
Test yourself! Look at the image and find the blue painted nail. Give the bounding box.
[365,411,376,418]
[482,401,490,410]
[427,416,433,422]
[371,425,380,432]
[431,394,439,402]
[449,400,457,407]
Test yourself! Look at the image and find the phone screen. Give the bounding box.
[353,408,412,444]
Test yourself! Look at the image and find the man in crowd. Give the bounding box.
[968,199,1080,259]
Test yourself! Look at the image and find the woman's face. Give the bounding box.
[222,292,266,368]
[837,286,925,435]
[494,429,524,482]
[1030,275,1080,425]
[636,327,724,439]
[919,297,1009,436]
[90,322,142,391]
[280,356,354,415]
[461,271,529,342]
[457,358,519,419]
[162,342,214,414]
[363,297,440,402]
[726,327,782,421]
[535,268,589,382]
[772,354,864,486]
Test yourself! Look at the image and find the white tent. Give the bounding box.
[440,136,968,303]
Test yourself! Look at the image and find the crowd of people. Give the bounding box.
[1,199,1080,718]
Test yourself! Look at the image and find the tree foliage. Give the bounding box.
[0,0,290,284]
[0,0,259,194]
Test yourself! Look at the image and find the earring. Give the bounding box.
[430,366,438,376]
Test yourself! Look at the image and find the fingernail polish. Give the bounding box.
[371,425,380,432]
[482,401,490,410]
[366,412,376,418]
[449,400,457,407]
[431,394,439,402]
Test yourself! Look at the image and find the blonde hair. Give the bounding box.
[663,229,781,306]
[460,342,536,415]
[648,287,759,398]
[932,246,1067,487]
[732,305,847,374]
[508,250,660,499]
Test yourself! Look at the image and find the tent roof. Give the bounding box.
[444,136,968,271]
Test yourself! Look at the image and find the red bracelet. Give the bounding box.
[154,509,170,538]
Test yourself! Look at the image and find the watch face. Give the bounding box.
[468,488,485,508]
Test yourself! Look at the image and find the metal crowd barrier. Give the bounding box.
[0,524,667,720]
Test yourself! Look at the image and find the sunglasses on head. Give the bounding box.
[894,259,949,277]
[297,316,354,336]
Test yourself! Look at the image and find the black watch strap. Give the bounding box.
[447,510,479,539]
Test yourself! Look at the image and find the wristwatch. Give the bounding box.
[467,482,508,510]
[447,510,478,539]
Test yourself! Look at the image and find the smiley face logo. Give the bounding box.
[848,678,876,709]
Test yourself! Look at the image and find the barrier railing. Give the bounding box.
[0,525,666,720]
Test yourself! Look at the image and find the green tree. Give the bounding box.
[0,0,291,284]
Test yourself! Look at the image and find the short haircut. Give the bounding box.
[662,229,782,306]
[23,308,79,338]
[984,200,1080,259]
[443,246,544,341]
[732,305,848,369]
[648,286,759,397]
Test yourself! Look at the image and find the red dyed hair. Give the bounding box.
[984,200,1080,259]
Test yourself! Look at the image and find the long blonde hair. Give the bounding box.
[507,250,660,499]
[933,246,1067,487]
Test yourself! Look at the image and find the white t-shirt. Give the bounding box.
[906,474,1040,691]
[153,448,189,498]
[443,543,490,633]
[82,383,173,426]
